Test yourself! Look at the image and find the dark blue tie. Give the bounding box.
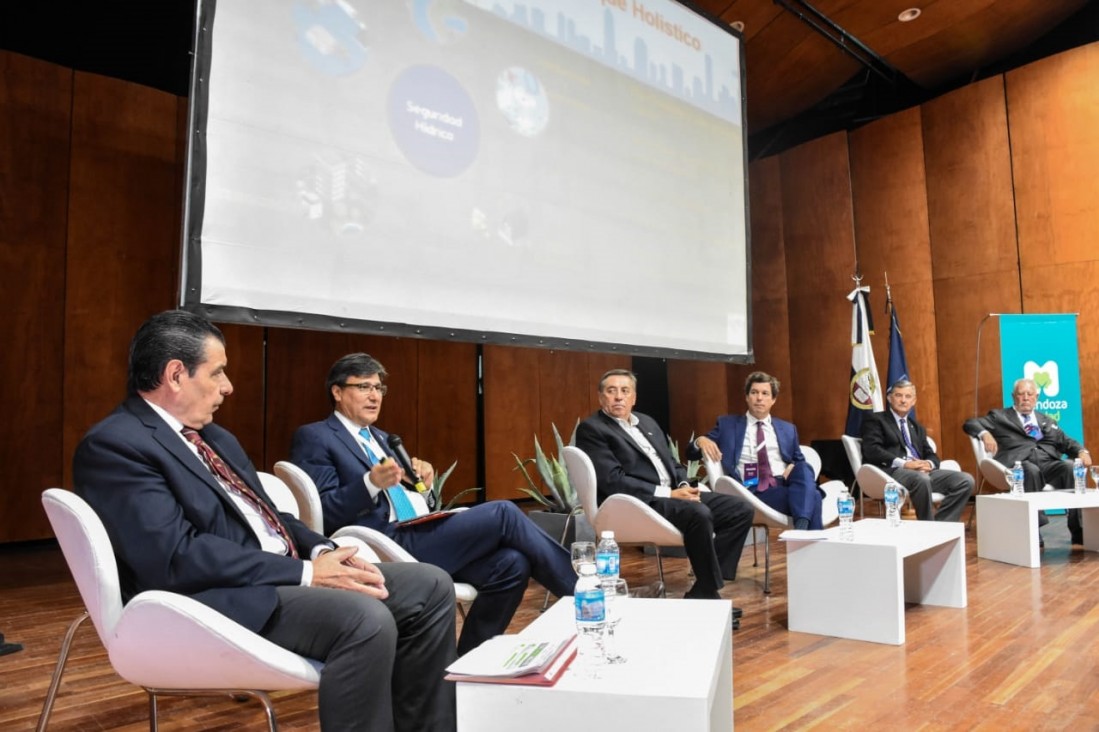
[1025,421,1042,440]
[359,428,417,521]
[899,418,920,459]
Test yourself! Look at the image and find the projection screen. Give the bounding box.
[182,0,751,361]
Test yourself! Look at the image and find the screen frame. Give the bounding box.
[180,0,753,363]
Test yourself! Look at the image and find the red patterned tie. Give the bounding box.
[756,420,776,491]
[181,428,298,558]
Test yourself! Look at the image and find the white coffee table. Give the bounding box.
[455,597,733,731]
[784,518,966,645]
[976,491,1099,567]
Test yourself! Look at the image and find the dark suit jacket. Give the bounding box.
[687,414,805,483]
[290,415,397,535]
[861,410,942,471]
[575,410,687,505]
[72,396,330,633]
[963,407,1084,467]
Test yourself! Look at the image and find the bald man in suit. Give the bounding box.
[964,377,1091,543]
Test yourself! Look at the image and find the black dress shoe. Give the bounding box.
[732,606,743,619]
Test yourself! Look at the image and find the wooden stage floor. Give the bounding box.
[3,508,1099,730]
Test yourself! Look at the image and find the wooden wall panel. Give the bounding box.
[923,78,1020,471]
[849,107,944,442]
[1007,44,1099,269]
[483,345,542,502]
[728,155,793,422]
[0,53,71,541]
[779,132,858,444]
[667,361,728,447]
[62,72,184,491]
[536,349,597,448]
[211,324,267,466]
[923,77,1019,281]
[1007,43,1099,446]
[415,340,479,502]
[483,346,627,503]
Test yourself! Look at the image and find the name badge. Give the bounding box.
[743,462,759,488]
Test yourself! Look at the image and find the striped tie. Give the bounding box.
[181,428,298,558]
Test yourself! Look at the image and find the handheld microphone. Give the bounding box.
[386,434,430,494]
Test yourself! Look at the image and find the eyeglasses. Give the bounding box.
[341,382,388,396]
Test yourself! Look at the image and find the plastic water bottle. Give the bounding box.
[1074,458,1086,495]
[884,482,902,527]
[1011,461,1025,495]
[595,530,620,587]
[574,564,605,667]
[838,488,855,541]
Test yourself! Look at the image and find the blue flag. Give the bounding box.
[885,297,914,419]
[845,286,883,437]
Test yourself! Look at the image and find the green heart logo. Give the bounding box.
[1033,371,1052,389]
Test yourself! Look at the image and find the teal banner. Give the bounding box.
[999,314,1084,442]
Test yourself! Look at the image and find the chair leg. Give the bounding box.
[148,692,158,732]
[145,689,277,732]
[457,602,468,620]
[655,547,667,598]
[751,527,759,567]
[35,611,90,732]
[762,527,772,595]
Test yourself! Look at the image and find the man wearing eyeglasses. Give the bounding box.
[291,353,576,654]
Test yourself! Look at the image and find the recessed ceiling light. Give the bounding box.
[898,8,921,22]
[730,20,745,32]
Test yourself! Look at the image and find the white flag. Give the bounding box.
[845,286,883,436]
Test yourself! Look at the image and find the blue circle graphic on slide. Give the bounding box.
[388,66,479,177]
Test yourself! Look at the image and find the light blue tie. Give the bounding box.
[359,428,417,521]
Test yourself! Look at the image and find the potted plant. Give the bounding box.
[428,461,482,511]
[668,434,705,486]
[513,422,594,546]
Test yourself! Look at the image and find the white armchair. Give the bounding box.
[271,461,477,616]
[703,453,844,594]
[39,488,323,732]
[561,446,684,597]
[841,435,951,518]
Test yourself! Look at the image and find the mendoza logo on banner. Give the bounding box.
[999,314,1084,442]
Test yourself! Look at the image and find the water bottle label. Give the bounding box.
[595,552,619,576]
[575,589,605,622]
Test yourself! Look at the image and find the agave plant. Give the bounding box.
[429,461,482,511]
[667,433,705,484]
[513,422,580,514]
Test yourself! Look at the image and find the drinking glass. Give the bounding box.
[570,542,596,574]
[1091,466,1099,491]
[602,578,629,664]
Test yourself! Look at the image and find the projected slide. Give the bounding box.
[185,0,750,359]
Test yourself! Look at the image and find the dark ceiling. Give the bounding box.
[2,1,1096,158]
